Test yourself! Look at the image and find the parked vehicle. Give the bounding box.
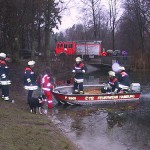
[55,41,102,59]
[19,49,43,59]
[106,50,113,56]
[19,49,32,59]
[113,50,121,56]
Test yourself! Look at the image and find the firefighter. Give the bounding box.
[41,68,54,109]
[117,66,130,91]
[72,57,87,94]
[122,50,128,64]
[24,60,38,104]
[101,51,107,56]
[0,52,11,100]
[101,71,120,94]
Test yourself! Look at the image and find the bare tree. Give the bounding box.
[81,0,102,40]
[122,0,149,53]
[108,0,121,50]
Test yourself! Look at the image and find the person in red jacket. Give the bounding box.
[101,51,107,56]
[41,68,54,109]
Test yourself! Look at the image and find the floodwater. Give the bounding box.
[48,69,150,150]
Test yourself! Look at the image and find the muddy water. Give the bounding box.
[48,70,150,150]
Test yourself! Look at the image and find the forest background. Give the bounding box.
[0,0,150,70]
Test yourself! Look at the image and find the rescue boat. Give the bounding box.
[52,84,141,106]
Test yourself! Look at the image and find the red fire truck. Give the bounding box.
[55,41,102,58]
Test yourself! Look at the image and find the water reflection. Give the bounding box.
[50,70,150,150]
[107,111,126,129]
[49,102,143,150]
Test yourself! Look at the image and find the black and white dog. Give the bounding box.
[28,96,44,114]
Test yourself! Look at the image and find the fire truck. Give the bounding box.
[55,41,102,59]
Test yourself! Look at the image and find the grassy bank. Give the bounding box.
[0,99,77,150]
[0,61,77,150]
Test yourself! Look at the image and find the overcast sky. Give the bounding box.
[54,0,122,32]
[54,0,82,32]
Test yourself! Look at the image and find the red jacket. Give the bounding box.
[101,52,107,56]
[41,74,54,91]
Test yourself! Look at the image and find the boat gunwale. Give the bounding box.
[52,84,141,96]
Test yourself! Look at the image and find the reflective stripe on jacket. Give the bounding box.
[41,74,54,91]
[24,67,36,86]
[72,62,86,79]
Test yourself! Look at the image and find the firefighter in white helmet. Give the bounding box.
[24,60,38,103]
[117,66,130,86]
[101,71,120,94]
[72,57,87,94]
[116,66,130,91]
[0,52,11,100]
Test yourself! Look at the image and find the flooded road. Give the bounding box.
[48,70,150,150]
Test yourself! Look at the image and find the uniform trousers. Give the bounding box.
[1,85,9,100]
[43,90,53,109]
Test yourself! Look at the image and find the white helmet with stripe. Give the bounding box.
[119,66,125,70]
[0,53,6,58]
[75,57,82,62]
[28,60,35,66]
[108,71,115,77]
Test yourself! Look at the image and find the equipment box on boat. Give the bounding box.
[130,83,140,92]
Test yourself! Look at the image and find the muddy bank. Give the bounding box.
[0,61,78,150]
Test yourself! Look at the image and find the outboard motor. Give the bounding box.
[130,83,141,92]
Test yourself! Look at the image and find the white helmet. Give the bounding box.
[0,53,6,58]
[28,60,35,66]
[119,66,125,70]
[76,57,82,62]
[108,71,115,77]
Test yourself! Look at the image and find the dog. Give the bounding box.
[28,96,44,114]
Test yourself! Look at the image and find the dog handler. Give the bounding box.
[41,68,54,109]
[24,60,38,103]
